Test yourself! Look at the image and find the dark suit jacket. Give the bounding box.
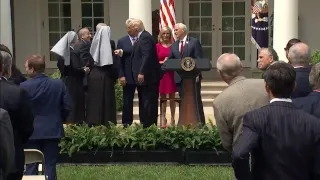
[0,108,15,177]
[167,36,202,83]
[20,74,71,139]
[292,67,312,98]
[117,35,135,84]
[233,101,320,180]
[0,80,34,172]
[131,31,161,85]
[293,91,320,118]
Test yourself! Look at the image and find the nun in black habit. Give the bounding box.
[86,25,118,126]
[51,31,88,124]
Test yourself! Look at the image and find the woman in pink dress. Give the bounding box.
[156,26,177,128]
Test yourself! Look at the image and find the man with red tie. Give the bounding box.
[167,23,205,124]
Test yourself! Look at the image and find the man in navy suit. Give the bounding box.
[233,62,320,180]
[287,42,312,98]
[20,55,71,180]
[115,18,139,126]
[167,23,205,124]
[293,63,320,118]
[116,18,161,128]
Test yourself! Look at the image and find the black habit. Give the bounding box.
[85,40,118,126]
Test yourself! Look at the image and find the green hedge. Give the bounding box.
[311,50,320,65]
[49,69,123,111]
[59,123,222,157]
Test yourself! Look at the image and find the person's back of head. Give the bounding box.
[309,63,320,90]
[216,53,242,84]
[288,42,311,67]
[263,62,296,99]
[285,38,302,59]
[25,55,46,77]
[0,49,13,78]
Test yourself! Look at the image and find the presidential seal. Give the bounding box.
[181,57,196,71]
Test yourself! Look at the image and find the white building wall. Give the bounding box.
[12,0,320,72]
[298,0,320,50]
[13,0,40,72]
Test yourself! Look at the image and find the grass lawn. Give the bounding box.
[57,165,233,180]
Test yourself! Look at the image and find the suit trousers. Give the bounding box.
[25,139,60,180]
[137,82,160,128]
[122,84,137,126]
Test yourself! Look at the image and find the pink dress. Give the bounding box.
[156,43,177,94]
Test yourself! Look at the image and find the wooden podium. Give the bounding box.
[162,57,211,127]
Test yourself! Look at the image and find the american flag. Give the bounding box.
[252,2,262,14]
[159,0,176,41]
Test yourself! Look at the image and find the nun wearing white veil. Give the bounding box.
[50,31,87,124]
[86,25,117,126]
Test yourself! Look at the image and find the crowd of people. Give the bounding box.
[214,40,320,179]
[0,18,206,180]
[1,15,319,180]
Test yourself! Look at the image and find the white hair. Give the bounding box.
[175,23,188,33]
[216,53,241,78]
[288,42,311,66]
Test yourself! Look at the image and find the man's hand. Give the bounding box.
[119,77,126,86]
[138,74,144,84]
[114,49,123,56]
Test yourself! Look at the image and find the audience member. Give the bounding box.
[288,42,312,98]
[213,53,269,152]
[20,55,71,180]
[284,38,302,60]
[233,62,320,180]
[293,62,320,118]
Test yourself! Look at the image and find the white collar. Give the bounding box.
[137,31,143,39]
[180,35,187,42]
[270,98,292,103]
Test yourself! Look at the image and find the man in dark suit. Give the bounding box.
[288,42,312,98]
[120,18,161,128]
[167,23,205,124]
[0,109,15,180]
[114,18,138,126]
[20,55,71,180]
[293,63,320,118]
[0,49,34,180]
[232,62,320,180]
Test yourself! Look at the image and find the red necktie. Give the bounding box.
[180,41,184,55]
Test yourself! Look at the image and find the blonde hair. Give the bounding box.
[158,26,172,43]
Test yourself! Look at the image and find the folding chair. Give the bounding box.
[22,149,48,180]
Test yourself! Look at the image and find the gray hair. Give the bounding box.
[309,63,320,90]
[96,23,107,31]
[288,42,311,66]
[260,47,279,61]
[175,23,188,33]
[216,53,242,78]
[0,51,12,76]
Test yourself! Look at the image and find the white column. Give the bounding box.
[129,0,152,34]
[273,0,298,62]
[0,0,13,52]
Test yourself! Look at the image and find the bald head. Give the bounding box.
[77,27,91,41]
[288,42,311,66]
[217,53,242,79]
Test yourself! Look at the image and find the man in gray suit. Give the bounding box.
[167,23,205,124]
[213,53,269,152]
[0,108,15,179]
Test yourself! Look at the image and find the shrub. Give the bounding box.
[311,50,320,65]
[49,69,123,111]
[59,123,223,157]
